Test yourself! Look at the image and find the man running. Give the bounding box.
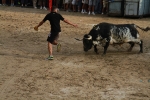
[34,6,77,60]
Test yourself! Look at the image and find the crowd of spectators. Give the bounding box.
[0,0,113,15]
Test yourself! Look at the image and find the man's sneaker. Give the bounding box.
[34,6,37,9]
[2,4,6,6]
[40,6,42,9]
[88,12,91,15]
[92,12,95,15]
[47,56,54,60]
[81,11,84,14]
[11,3,14,6]
[43,7,47,10]
[57,43,61,52]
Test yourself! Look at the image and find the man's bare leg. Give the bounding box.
[47,40,61,60]
[88,5,91,14]
[48,42,53,56]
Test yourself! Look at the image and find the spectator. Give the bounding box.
[2,0,6,5]
[101,0,107,14]
[88,0,96,15]
[64,0,71,11]
[21,0,27,7]
[72,0,77,12]
[56,0,60,8]
[32,0,37,8]
[0,0,2,5]
[10,0,14,6]
[58,0,63,9]
[16,0,22,6]
[95,0,102,14]
[53,0,60,8]
[39,0,47,10]
[77,0,82,12]
[81,0,88,13]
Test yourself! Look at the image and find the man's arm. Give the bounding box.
[63,19,78,27]
[34,20,45,31]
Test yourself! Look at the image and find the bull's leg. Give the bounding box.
[103,42,109,55]
[128,39,143,53]
[94,45,98,54]
[128,42,135,52]
[139,40,143,53]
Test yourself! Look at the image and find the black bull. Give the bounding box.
[76,22,150,55]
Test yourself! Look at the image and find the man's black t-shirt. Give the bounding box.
[43,12,64,33]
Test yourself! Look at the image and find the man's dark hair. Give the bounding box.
[52,6,57,11]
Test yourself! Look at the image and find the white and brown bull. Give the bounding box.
[76,22,150,55]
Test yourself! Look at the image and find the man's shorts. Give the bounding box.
[64,0,71,4]
[89,0,96,6]
[47,32,60,43]
[57,0,60,2]
[72,0,77,5]
[38,0,46,3]
[77,0,82,6]
[103,0,107,8]
[82,0,88,4]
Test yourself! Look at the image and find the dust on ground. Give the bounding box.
[0,6,150,100]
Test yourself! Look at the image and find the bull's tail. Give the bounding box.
[135,25,150,32]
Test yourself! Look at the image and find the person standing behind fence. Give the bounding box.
[81,0,88,14]
[10,0,14,6]
[39,0,47,10]
[2,0,6,5]
[77,0,82,12]
[101,0,107,14]
[21,0,27,7]
[33,0,37,8]
[56,0,60,8]
[95,0,101,14]
[88,0,96,15]
[72,0,77,12]
[64,0,71,12]
[53,0,60,9]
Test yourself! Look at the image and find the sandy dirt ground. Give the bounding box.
[0,6,150,100]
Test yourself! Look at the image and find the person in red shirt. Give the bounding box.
[34,6,77,60]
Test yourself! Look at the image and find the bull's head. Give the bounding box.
[83,34,93,52]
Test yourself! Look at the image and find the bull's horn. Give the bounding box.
[85,35,92,40]
[74,38,82,41]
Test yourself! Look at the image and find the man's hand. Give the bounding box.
[73,24,78,27]
[34,26,38,31]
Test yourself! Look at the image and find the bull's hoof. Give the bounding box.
[127,49,132,52]
[139,51,143,53]
[95,52,99,54]
[101,53,106,56]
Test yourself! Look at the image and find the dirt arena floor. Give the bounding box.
[0,6,150,100]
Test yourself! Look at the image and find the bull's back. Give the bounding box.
[110,24,139,44]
